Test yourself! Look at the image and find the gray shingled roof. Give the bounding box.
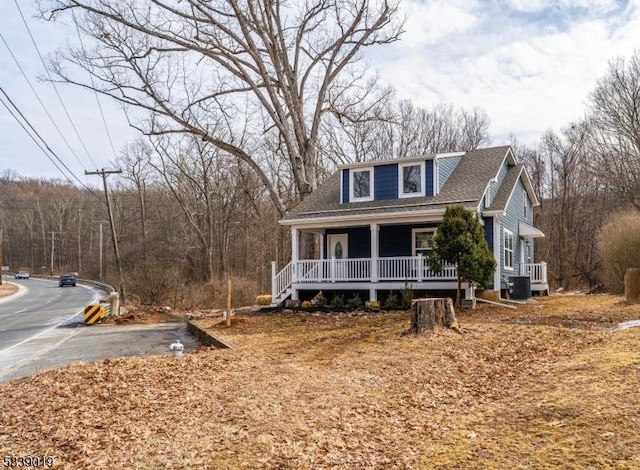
[282,146,513,223]
[486,163,523,212]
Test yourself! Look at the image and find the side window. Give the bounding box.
[504,229,514,270]
[523,189,528,219]
[351,168,373,201]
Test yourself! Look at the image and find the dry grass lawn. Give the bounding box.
[0,282,18,298]
[1,294,639,469]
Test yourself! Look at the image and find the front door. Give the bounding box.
[327,234,348,280]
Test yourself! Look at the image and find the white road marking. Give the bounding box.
[0,289,101,378]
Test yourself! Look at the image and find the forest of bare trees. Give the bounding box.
[1,2,639,306]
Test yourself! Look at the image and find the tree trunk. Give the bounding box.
[409,298,462,334]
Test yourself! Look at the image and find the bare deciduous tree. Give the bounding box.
[589,51,640,209]
[39,0,403,257]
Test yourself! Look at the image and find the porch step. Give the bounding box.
[270,288,292,307]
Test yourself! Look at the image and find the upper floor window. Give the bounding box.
[523,189,528,219]
[351,168,373,201]
[399,162,425,198]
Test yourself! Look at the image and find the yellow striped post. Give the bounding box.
[84,304,106,324]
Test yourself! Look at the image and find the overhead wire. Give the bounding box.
[0,86,101,200]
[14,6,97,169]
[71,9,119,162]
[0,32,89,174]
[13,0,100,169]
[0,92,73,185]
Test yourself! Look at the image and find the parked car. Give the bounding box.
[15,271,30,279]
[59,273,76,287]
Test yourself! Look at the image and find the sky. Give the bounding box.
[0,0,639,182]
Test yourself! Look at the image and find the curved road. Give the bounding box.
[0,278,99,348]
[0,277,198,383]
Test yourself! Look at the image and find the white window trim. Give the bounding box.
[503,228,514,271]
[523,189,528,219]
[350,167,374,202]
[412,228,437,257]
[398,162,426,198]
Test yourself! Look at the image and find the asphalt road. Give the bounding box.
[0,277,199,383]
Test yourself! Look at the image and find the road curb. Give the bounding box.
[187,320,232,349]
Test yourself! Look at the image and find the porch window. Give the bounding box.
[413,228,436,259]
[351,168,373,201]
[399,162,425,197]
[504,228,514,270]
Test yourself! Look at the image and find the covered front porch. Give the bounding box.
[271,245,547,306]
[270,222,548,306]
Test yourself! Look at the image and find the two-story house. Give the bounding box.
[271,146,548,306]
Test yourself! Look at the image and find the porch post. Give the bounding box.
[271,261,277,301]
[291,228,299,283]
[370,223,379,282]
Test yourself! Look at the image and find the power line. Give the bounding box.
[0,32,90,173]
[72,9,119,163]
[0,90,74,185]
[13,0,99,169]
[0,86,101,199]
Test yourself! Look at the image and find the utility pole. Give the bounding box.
[96,220,109,282]
[0,229,3,286]
[86,169,125,303]
[50,231,57,276]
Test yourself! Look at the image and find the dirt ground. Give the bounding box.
[0,293,639,469]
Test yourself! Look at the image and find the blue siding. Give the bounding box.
[499,179,527,281]
[374,164,398,200]
[325,227,371,258]
[341,169,349,204]
[426,160,434,197]
[437,156,462,192]
[379,223,438,257]
[483,216,495,290]
[483,217,493,252]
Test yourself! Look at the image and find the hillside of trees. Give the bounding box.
[2,2,638,306]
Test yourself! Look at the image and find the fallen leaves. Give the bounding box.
[0,294,639,468]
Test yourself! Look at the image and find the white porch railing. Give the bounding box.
[520,262,548,284]
[377,256,457,281]
[272,258,548,304]
[274,256,458,286]
[271,261,293,301]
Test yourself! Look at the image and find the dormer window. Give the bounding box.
[399,162,425,198]
[351,167,373,201]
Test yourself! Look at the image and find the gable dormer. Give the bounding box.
[340,152,465,204]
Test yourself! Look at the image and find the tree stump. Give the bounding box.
[625,268,640,304]
[409,298,462,334]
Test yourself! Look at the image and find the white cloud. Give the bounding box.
[503,0,623,14]
[373,0,640,145]
[400,0,481,47]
